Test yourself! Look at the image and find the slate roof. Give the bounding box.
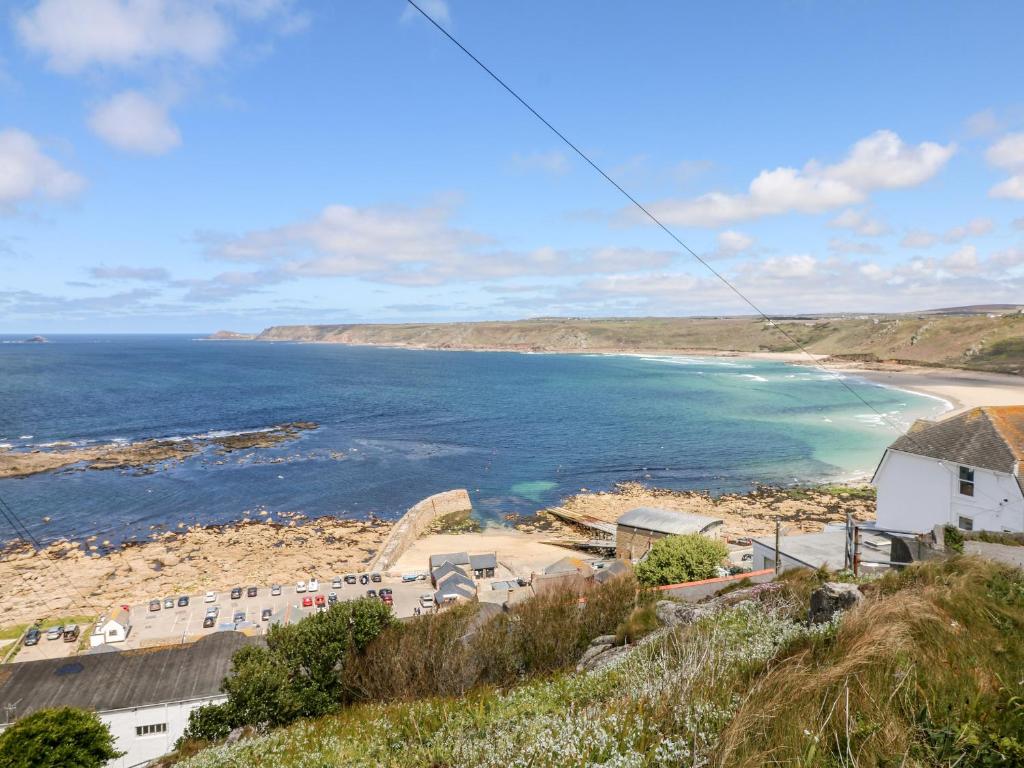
[544,556,595,576]
[593,559,631,583]
[436,571,476,594]
[617,507,724,536]
[0,632,257,720]
[469,552,497,570]
[429,552,470,569]
[887,406,1024,494]
[431,561,468,584]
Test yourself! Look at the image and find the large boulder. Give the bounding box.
[809,582,863,623]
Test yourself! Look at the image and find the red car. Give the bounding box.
[302,596,313,607]
[314,594,326,607]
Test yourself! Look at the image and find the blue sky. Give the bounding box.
[1,0,1023,333]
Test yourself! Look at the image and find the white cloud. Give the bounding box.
[943,245,978,275]
[756,254,817,279]
[900,230,938,249]
[0,128,84,208]
[511,150,570,176]
[829,208,889,236]
[829,238,881,255]
[203,202,674,286]
[985,132,1024,199]
[88,91,181,154]
[400,0,450,25]
[642,131,955,227]
[16,0,230,73]
[716,230,754,254]
[90,265,171,281]
[964,109,1002,138]
[942,217,993,243]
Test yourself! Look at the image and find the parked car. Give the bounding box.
[271,584,282,596]
[149,599,161,611]
[366,589,377,598]
[301,596,313,607]
[331,576,343,589]
[401,573,419,583]
[261,608,272,622]
[420,593,435,608]
[344,574,357,585]
[247,586,258,598]
[177,595,189,607]
[206,605,219,617]
[314,594,326,607]
[328,591,338,605]
[370,573,382,583]
[45,625,64,641]
[163,596,175,609]
[296,580,306,593]
[379,588,393,597]
[204,591,216,603]
[202,616,215,628]
[359,574,369,585]
[233,611,246,623]
[308,578,319,592]
[23,627,41,646]
[230,587,242,600]
[63,624,80,642]
[380,593,393,606]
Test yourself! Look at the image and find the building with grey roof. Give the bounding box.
[0,632,257,768]
[434,571,477,605]
[615,507,724,560]
[469,552,497,577]
[430,561,468,587]
[750,529,893,573]
[429,552,470,570]
[873,406,1024,534]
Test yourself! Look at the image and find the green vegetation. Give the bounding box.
[171,556,1024,768]
[426,508,482,534]
[0,707,123,768]
[634,533,729,586]
[256,312,1024,374]
[944,524,966,553]
[781,483,876,501]
[0,615,95,641]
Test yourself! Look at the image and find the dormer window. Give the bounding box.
[958,466,975,497]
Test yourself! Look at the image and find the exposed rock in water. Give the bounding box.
[809,582,863,623]
[23,335,48,343]
[207,330,256,340]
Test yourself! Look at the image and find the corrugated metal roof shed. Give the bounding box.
[617,507,724,535]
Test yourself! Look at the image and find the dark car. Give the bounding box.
[366,589,377,598]
[177,595,189,607]
[359,574,369,585]
[202,615,215,628]
[230,587,242,600]
[378,588,393,597]
[327,592,338,605]
[23,627,41,646]
[344,574,357,585]
[370,573,382,583]
[261,608,272,622]
[247,586,258,598]
[233,611,246,623]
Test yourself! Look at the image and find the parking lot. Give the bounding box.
[12,574,436,662]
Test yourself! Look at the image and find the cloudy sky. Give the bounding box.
[2,0,1023,333]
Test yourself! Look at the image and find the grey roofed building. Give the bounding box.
[0,632,257,719]
[430,561,468,586]
[429,552,470,570]
[436,571,476,593]
[750,529,892,573]
[593,559,631,583]
[882,406,1024,495]
[469,552,497,571]
[617,507,724,536]
[544,556,595,576]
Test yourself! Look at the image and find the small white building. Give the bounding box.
[872,406,1024,534]
[90,607,132,647]
[0,632,257,768]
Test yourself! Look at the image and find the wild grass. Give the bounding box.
[173,556,1024,768]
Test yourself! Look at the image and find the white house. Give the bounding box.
[90,607,132,647]
[0,632,256,767]
[872,406,1024,534]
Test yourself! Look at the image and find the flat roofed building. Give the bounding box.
[616,507,724,560]
[0,632,257,768]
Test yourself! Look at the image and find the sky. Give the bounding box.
[1,0,1023,334]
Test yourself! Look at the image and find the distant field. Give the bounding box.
[255,313,1024,374]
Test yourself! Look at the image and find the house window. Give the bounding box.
[958,516,973,531]
[958,466,975,497]
[136,723,167,737]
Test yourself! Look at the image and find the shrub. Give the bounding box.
[0,707,123,768]
[634,534,729,586]
[944,524,965,553]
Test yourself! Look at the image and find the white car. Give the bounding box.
[204,591,216,603]
[307,578,319,592]
[270,584,282,596]
[296,581,306,593]
[420,592,434,608]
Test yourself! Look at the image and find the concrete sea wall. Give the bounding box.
[371,489,473,573]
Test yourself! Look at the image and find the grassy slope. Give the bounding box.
[175,556,1024,768]
[256,314,1024,374]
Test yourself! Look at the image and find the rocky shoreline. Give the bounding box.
[0,422,318,479]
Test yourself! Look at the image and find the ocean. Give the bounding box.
[0,335,947,546]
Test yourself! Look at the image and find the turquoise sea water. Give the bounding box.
[0,336,947,545]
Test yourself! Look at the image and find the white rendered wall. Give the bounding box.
[101,695,226,767]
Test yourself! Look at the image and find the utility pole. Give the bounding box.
[774,518,781,575]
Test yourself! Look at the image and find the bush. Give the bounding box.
[944,525,965,553]
[634,534,729,586]
[0,707,123,768]
[184,598,393,739]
